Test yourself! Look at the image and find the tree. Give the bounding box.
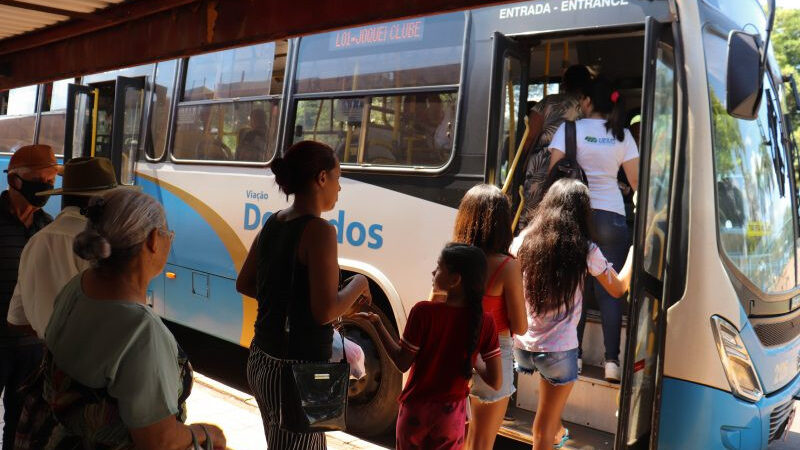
[772,8,800,185]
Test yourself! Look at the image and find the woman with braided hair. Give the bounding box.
[359,243,502,450]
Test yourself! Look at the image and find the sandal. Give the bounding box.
[554,427,570,449]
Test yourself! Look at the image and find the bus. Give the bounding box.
[2,0,800,447]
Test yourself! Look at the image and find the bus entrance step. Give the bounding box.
[498,406,614,449]
[514,364,621,434]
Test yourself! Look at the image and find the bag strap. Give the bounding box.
[565,120,577,163]
[283,215,347,364]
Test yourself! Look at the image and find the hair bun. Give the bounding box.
[270,156,296,195]
[73,228,112,261]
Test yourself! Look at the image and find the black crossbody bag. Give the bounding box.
[278,234,350,433]
[546,120,588,186]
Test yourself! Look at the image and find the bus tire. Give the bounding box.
[341,305,402,437]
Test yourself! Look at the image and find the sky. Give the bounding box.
[776,0,799,9]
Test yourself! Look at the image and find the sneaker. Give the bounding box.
[577,358,583,374]
[605,360,620,383]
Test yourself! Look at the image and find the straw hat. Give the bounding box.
[36,157,138,196]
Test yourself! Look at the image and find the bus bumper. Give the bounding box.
[659,374,800,449]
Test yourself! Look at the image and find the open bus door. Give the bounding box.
[63,83,96,162]
[487,31,529,224]
[63,76,146,184]
[110,76,146,185]
[616,17,678,450]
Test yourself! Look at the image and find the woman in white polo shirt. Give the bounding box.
[546,77,639,382]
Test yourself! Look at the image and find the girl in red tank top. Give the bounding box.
[452,184,529,450]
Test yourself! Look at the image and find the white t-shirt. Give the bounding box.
[549,118,639,216]
[7,207,90,338]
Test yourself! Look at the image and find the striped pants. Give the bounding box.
[247,343,326,449]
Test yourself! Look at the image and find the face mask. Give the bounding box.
[11,175,52,208]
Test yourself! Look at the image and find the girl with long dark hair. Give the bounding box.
[515,179,632,449]
[236,140,372,448]
[451,184,527,450]
[359,243,502,450]
[546,77,639,382]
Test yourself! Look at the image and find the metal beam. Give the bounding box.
[0,0,200,56]
[0,0,105,22]
[0,0,513,90]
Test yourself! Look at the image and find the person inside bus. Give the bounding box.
[520,65,593,217]
[235,108,268,162]
[173,106,231,161]
[451,184,527,450]
[514,179,633,450]
[357,243,502,450]
[546,77,639,382]
[22,189,226,449]
[235,140,372,449]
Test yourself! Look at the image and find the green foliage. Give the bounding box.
[773,8,800,137]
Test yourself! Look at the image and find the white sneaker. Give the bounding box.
[605,361,620,383]
[577,358,583,374]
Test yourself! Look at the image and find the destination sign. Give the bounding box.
[331,19,425,50]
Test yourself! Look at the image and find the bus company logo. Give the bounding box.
[585,136,598,143]
[243,204,384,250]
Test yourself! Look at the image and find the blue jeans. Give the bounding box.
[578,209,631,362]
[514,348,579,386]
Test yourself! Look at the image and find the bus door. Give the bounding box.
[487,32,529,219]
[63,83,96,161]
[616,17,678,450]
[63,76,146,184]
[110,76,146,185]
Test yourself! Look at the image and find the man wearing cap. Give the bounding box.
[0,144,58,450]
[7,157,126,341]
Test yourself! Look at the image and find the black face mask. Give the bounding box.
[11,175,52,208]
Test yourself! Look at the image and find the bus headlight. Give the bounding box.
[711,316,763,403]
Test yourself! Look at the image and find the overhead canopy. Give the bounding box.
[0,0,512,90]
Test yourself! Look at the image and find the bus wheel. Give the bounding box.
[341,305,402,437]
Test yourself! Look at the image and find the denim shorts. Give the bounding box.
[470,336,516,402]
[513,347,579,386]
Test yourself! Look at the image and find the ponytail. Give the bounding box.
[439,243,487,379]
[585,77,627,142]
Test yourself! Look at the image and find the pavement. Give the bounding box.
[2,374,798,449]
[0,372,387,450]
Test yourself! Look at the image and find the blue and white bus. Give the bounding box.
[2,0,799,447]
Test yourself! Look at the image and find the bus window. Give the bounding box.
[146,60,178,160]
[38,79,75,155]
[173,100,280,163]
[293,13,464,169]
[705,29,796,292]
[183,43,279,100]
[0,85,37,152]
[641,45,675,281]
[295,13,463,93]
[294,98,364,163]
[173,41,286,163]
[294,93,456,167]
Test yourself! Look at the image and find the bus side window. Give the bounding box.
[292,13,464,169]
[0,85,37,153]
[38,79,75,157]
[172,41,286,164]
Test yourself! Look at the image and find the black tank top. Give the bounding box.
[253,213,333,361]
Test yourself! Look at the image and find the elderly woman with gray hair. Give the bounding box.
[16,189,226,449]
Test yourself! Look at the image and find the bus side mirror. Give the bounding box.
[726,30,763,120]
